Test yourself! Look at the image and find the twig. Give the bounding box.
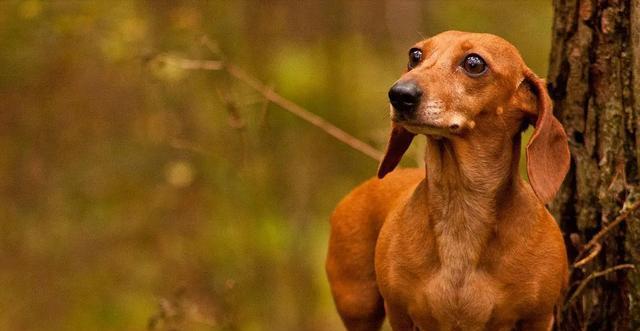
[215,88,246,130]
[201,36,222,56]
[573,242,601,268]
[584,199,640,249]
[258,84,273,128]
[224,63,384,161]
[169,138,209,155]
[162,56,223,71]
[571,199,640,268]
[564,264,635,311]
[159,55,384,161]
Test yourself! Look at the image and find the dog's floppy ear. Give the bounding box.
[377,123,415,178]
[518,69,570,204]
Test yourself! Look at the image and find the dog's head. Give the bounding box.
[378,31,569,204]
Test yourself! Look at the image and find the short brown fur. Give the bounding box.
[326,31,570,331]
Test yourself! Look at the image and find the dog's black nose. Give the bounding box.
[388,81,422,113]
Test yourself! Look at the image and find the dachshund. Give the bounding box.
[326,31,570,331]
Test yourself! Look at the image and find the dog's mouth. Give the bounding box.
[393,119,451,137]
[391,105,471,137]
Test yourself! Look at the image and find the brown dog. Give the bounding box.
[326,31,570,331]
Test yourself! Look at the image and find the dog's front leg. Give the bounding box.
[385,303,415,331]
[517,314,554,331]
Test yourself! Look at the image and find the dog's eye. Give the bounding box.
[462,54,487,76]
[408,48,423,70]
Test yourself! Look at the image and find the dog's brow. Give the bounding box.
[461,40,473,52]
[422,50,439,68]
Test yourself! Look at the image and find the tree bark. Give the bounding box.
[547,0,640,330]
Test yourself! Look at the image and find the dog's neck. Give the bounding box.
[423,133,521,200]
[423,131,522,281]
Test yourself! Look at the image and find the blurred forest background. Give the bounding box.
[0,1,552,330]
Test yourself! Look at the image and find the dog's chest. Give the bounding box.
[381,244,504,330]
[415,269,501,330]
[377,204,515,330]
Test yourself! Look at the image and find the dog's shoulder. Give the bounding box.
[331,168,423,225]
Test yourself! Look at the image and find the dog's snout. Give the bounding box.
[389,81,422,113]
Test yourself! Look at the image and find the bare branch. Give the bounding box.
[571,199,640,268]
[583,199,640,249]
[224,63,384,161]
[564,264,635,311]
[162,56,223,71]
[169,138,209,155]
[159,52,384,161]
[258,84,273,128]
[573,242,601,268]
[215,88,246,130]
[201,36,222,56]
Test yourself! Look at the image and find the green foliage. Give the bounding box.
[0,1,551,330]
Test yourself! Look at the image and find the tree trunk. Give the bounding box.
[547,0,640,330]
